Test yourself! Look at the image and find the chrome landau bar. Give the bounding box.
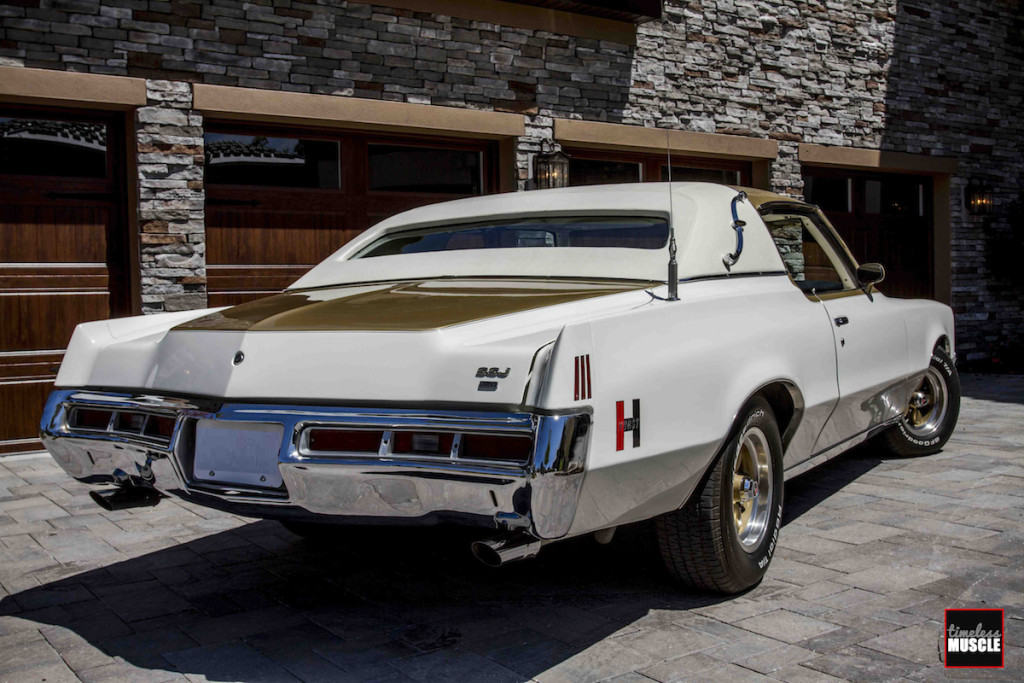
[39,389,591,540]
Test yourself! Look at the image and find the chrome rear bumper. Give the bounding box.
[39,389,590,540]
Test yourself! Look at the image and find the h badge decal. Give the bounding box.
[616,399,641,451]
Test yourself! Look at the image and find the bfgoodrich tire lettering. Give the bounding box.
[878,347,960,457]
[655,396,785,594]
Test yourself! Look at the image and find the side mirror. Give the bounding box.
[857,263,885,299]
[857,262,886,286]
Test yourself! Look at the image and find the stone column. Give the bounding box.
[136,80,207,314]
[770,141,804,199]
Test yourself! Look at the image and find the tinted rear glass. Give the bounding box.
[354,216,670,258]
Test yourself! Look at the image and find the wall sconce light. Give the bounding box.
[965,180,994,216]
[533,141,570,189]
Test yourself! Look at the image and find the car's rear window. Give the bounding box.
[353,216,670,258]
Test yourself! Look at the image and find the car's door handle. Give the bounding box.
[834,316,849,327]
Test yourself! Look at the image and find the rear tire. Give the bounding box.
[656,396,784,594]
[877,347,960,457]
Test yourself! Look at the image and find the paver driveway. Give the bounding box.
[1,375,1022,682]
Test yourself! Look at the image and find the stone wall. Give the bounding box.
[137,79,206,313]
[881,1,1024,366]
[0,0,1021,360]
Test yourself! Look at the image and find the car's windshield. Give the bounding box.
[353,216,669,258]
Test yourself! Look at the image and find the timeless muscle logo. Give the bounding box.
[944,609,1004,668]
[616,399,640,451]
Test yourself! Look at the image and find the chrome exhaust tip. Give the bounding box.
[89,486,162,511]
[471,533,545,567]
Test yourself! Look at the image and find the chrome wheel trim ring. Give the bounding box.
[732,425,773,553]
[903,366,948,438]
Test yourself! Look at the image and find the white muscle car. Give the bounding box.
[40,183,960,593]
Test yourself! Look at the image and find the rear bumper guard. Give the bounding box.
[39,389,590,540]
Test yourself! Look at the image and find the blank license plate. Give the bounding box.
[193,420,284,489]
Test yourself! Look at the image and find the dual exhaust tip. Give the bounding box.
[470,533,545,567]
[471,527,615,567]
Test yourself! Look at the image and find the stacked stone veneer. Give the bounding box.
[137,80,205,313]
[0,0,1021,360]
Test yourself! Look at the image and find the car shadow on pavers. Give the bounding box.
[783,445,885,526]
[0,518,736,681]
[1,442,959,682]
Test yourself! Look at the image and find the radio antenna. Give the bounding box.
[666,127,679,301]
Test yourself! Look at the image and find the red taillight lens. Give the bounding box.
[460,434,533,463]
[114,411,147,433]
[145,415,176,440]
[307,429,383,453]
[71,408,113,430]
[392,431,454,455]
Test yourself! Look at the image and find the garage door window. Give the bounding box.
[566,149,751,187]
[0,116,107,178]
[205,134,340,189]
[368,145,482,194]
[661,166,741,184]
[569,158,642,186]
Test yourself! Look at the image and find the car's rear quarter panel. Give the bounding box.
[535,275,843,537]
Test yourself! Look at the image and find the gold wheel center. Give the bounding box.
[731,427,772,552]
[907,381,936,428]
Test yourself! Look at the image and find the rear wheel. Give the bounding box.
[878,347,960,456]
[656,396,784,593]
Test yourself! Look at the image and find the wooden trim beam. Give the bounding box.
[194,85,526,140]
[0,67,147,109]
[932,175,952,305]
[799,143,958,175]
[369,0,639,45]
[554,119,779,161]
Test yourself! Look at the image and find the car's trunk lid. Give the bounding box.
[80,278,653,406]
[175,278,654,332]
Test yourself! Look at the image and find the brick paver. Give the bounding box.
[1,374,1021,681]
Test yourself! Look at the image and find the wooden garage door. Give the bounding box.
[0,110,129,454]
[205,125,497,307]
[804,169,934,300]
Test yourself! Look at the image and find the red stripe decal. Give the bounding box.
[574,356,580,401]
[585,355,593,399]
[615,400,624,451]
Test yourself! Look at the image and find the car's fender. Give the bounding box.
[535,275,840,537]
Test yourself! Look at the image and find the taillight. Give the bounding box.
[71,408,113,430]
[460,434,533,463]
[114,412,147,434]
[145,415,176,440]
[392,431,453,455]
[307,429,383,453]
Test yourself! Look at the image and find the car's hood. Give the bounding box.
[57,278,654,407]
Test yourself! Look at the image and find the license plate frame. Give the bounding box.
[193,420,284,489]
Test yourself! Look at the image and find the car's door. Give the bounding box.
[761,205,908,452]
